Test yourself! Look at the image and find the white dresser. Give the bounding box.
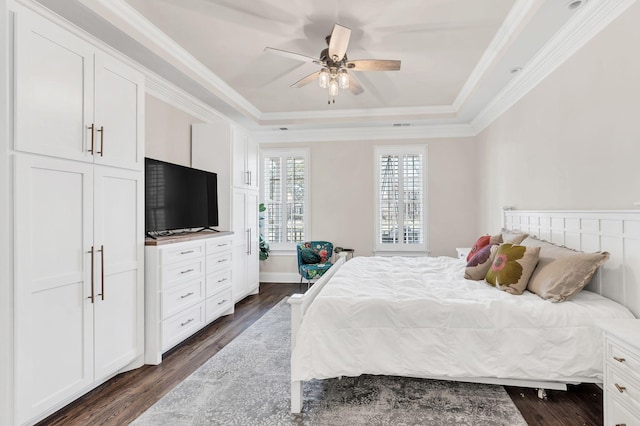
[600,319,640,426]
[145,231,234,364]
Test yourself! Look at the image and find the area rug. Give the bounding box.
[132,298,527,425]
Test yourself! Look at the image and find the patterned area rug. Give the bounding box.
[132,298,527,425]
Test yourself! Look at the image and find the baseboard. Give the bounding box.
[260,272,301,283]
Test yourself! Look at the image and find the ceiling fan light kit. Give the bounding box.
[265,23,401,104]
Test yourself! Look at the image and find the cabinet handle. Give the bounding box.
[217,278,227,283]
[217,299,227,305]
[87,124,95,154]
[180,292,194,299]
[87,246,95,303]
[217,258,227,263]
[616,423,627,426]
[180,268,194,275]
[96,126,104,156]
[181,250,194,255]
[217,243,228,247]
[180,318,194,327]
[248,170,252,186]
[246,229,251,254]
[614,383,626,393]
[97,245,104,300]
[613,356,626,363]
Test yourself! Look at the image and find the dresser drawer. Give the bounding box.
[607,364,640,415]
[206,251,232,274]
[162,278,205,320]
[206,269,232,297]
[206,237,233,255]
[160,241,205,265]
[606,389,640,426]
[608,339,640,383]
[162,303,205,351]
[206,288,233,323]
[161,258,205,287]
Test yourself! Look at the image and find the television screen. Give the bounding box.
[145,158,219,233]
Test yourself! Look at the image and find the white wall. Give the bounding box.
[476,0,640,232]
[145,94,202,166]
[259,137,478,278]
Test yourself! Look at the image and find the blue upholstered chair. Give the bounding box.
[296,241,334,287]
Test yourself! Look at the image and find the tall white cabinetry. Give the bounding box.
[192,122,259,303]
[7,4,145,425]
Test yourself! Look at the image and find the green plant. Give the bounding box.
[258,203,270,260]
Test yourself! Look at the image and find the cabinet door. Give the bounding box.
[231,189,247,301]
[14,155,94,425]
[15,9,94,162]
[93,166,144,380]
[94,53,144,170]
[231,127,247,188]
[246,137,259,191]
[246,191,259,292]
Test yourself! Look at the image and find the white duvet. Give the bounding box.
[291,256,635,383]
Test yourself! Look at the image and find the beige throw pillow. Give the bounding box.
[501,229,529,245]
[521,236,610,302]
[485,243,540,295]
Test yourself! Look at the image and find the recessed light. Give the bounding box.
[567,0,587,10]
[509,67,522,75]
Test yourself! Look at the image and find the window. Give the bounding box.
[260,148,310,252]
[374,145,428,254]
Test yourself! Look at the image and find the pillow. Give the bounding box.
[520,236,610,302]
[301,248,321,264]
[501,229,529,245]
[466,234,502,262]
[465,244,498,280]
[485,243,540,295]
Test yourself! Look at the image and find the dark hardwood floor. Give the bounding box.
[38,282,602,426]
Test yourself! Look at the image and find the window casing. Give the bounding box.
[260,148,310,252]
[374,145,428,254]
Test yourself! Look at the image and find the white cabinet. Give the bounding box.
[145,232,234,365]
[192,122,260,305]
[9,4,145,424]
[15,8,144,170]
[231,189,259,302]
[14,155,144,425]
[601,320,640,426]
[232,126,259,191]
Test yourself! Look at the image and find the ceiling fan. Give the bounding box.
[264,24,401,104]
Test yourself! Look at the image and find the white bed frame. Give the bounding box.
[288,209,640,413]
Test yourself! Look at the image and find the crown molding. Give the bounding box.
[75,0,262,121]
[452,0,539,112]
[471,0,638,134]
[253,123,476,144]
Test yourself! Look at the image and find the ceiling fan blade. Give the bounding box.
[348,73,364,95]
[346,59,401,71]
[291,71,320,88]
[328,24,351,62]
[264,47,319,64]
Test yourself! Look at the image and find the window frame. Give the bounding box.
[259,147,310,254]
[373,144,429,255]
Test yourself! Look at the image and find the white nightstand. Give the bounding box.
[600,319,640,426]
[455,247,471,260]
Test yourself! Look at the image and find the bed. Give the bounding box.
[288,209,640,413]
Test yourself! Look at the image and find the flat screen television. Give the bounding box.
[145,157,219,234]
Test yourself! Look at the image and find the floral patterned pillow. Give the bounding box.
[467,234,503,262]
[465,244,498,280]
[485,243,541,295]
[301,248,321,264]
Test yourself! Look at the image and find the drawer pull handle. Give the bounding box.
[217,278,227,283]
[614,383,626,393]
[615,423,627,426]
[217,299,227,305]
[613,356,626,363]
[180,318,194,327]
[180,250,194,255]
[218,259,227,263]
[180,292,194,299]
[217,243,228,247]
[180,268,194,274]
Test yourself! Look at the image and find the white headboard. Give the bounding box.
[503,209,640,318]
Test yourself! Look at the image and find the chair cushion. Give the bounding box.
[300,262,332,280]
[301,248,321,264]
